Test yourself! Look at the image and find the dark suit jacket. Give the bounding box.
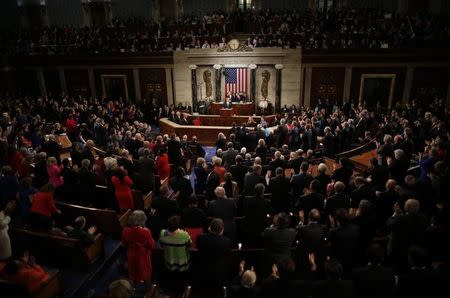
[243,172,265,196]
[133,157,155,193]
[262,277,311,298]
[268,176,291,212]
[352,265,395,298]
[230,163,248,193]
[328,223,360,269]
[197,232,232,284]
[295,192,325,214]
[312,280,355,298]
[263,227,297,263]
[205,171,221,201]
[291,172,313,200]
[325,193,350,215]
[243,196,271,235]
[208,198,236,239]
[222,148,239,170]
[350,184,376,208]
[298,222,327,254]
[269,158,286,172]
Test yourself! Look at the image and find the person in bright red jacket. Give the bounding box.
[122,210,155,285]
[156,148,170,181]
[111,168,134,213]
[29,183,60,230]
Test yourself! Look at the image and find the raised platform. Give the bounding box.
[209,102,254,115]
[159,115,277,145]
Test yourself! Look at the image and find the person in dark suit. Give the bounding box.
[230,155,248,194]
[314,163,331,195]
[312,260,355,298]
[268,167,291,213]
[352,243,396,298]
[167,134,182,166]
[263,212,297,270]
[169,167,193,209]
[269,151,286,173]
[205,163,221,202]
[291,162,312,201]
[223,98,233,109]
[350,176,376,209]
[297,209,328,270]
[181,195,207,229]
[377,135,395,165]
[196,218,232,291]
[328,209,360,273]
[386,199,428,272]
[365,157,389,191]
[208,187,236,242]
[242,164,265,196]
[150,185,178,239]
[67,216,95,245]
[133,149,155,194]
[321,127,335,156]
[375,179,399,228]
[351,200,377,259]
[295,180,325,215]
[387,149,409,184]
[397,246,443,298]
[325,182,350,215]
[243,183,271,247]
[222,142,239,170]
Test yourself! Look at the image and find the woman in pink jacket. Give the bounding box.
[46,157,63,187]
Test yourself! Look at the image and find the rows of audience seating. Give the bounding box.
[2,8,449,55]
[0,93,449,297]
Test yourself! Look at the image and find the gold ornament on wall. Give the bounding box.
[203,69,213,98]
[261,70,271,100]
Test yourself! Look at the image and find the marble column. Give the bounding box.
[88,68,96,98]
[214,64,222,102]
[189,65,198,112]
[58,68,67,95]
[133,68,142,102]
[343,66,352,101]
[36,69,47,97]
[304,67,313,107]
[402,66,415,105]
[275,64,283,114]
[249,64,257,114]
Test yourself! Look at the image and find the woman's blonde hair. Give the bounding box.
[196,157,205,167]
[46,156,57,167]
[258,139,266,147]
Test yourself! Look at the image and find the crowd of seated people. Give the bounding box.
[0,90,449,296]
[1,8,449,56]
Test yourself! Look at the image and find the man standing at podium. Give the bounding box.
[223,98,233,109]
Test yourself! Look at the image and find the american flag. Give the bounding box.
[225,68,248,95]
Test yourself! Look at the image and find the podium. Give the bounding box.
[220,108,234,118]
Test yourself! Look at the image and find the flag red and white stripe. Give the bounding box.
[225,68,248,95]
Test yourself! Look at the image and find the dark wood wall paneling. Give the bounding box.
[139,68,168,106]
[43,69,61,97]
[350,67,406,106]
[93,69,134,101]
[65,69,90,97]
[20,70,41,97]
[411,67,450,100]
[0,70,17,96]
[310,67,345,107]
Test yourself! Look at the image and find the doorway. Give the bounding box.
[359,74,396,108]
[101,75,129,101]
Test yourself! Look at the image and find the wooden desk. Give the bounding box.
[210,102,254,115]
[220,108,234,117]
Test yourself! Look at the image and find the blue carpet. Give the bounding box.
[61,239,122,298]
[203,146,216,162]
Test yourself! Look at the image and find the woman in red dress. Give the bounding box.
[122,210,155,285]
[156,148,170,181]
[111,168,134,212]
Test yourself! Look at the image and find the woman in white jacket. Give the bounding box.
[0,201,15,260]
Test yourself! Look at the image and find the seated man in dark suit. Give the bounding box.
[67,216,96,245]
